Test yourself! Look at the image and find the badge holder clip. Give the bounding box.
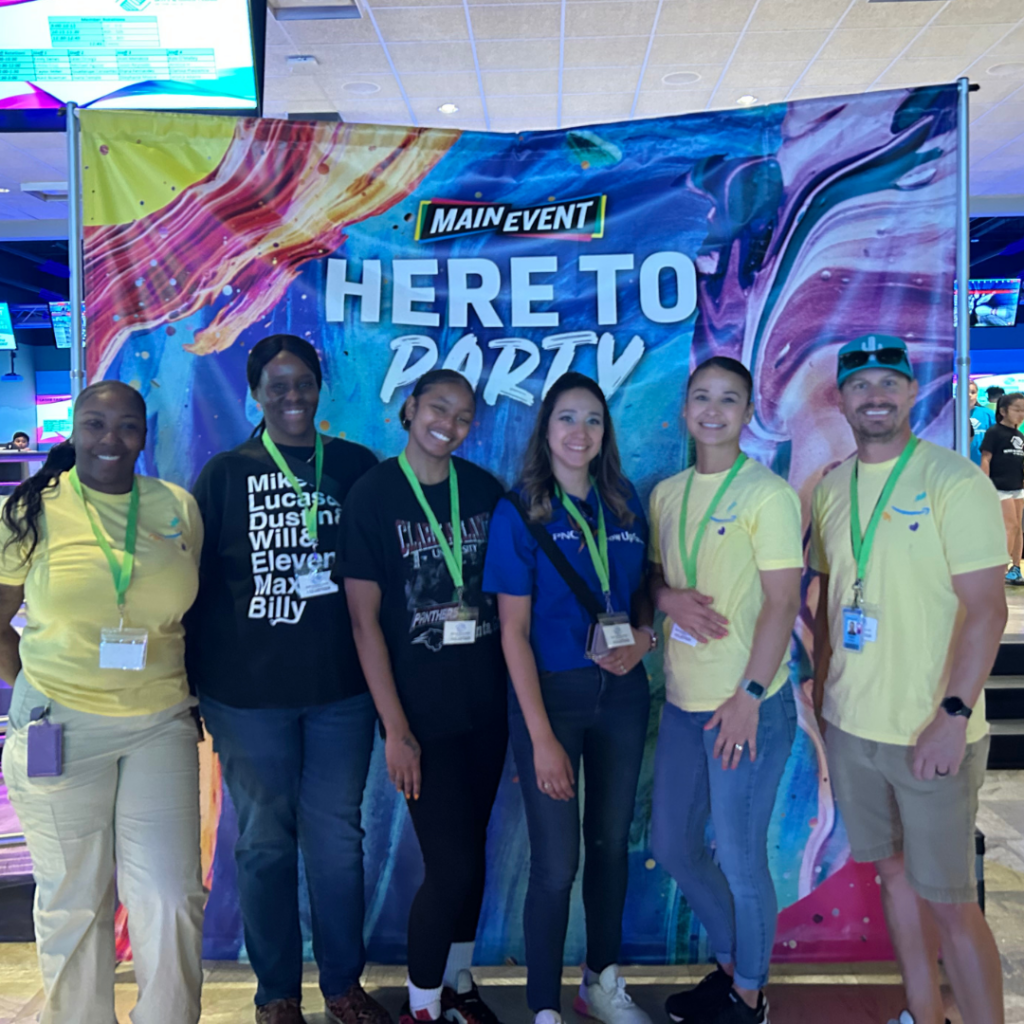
[586,593,634,660]
[99,607,149,671]
[294,547,339,599]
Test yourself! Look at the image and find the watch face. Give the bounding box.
[745,680,766,698]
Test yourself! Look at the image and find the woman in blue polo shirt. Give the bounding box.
[483,372,653,1024]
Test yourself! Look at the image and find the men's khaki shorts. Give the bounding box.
[825,724,989,904]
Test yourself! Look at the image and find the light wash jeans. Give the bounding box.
[2,672,204,1024]
[651,685,797,991]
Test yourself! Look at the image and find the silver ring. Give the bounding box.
[543,782,552,790]
[734,743,745,751]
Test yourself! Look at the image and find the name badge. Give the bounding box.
[670,621,699,647]
[99,627,149,671]
[599,612,634,649]
[294,570,339,599]
[443,606,478,645]
[841,607,878,652]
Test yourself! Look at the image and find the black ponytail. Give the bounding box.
[2,441,76,565]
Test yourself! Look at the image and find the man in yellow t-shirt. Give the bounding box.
[811,335,1007,1024]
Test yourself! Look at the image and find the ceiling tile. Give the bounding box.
[488,94,559,120]
[475,39,560,69]
[904,23,1014,61]
[560,93,634,120]
[641,63,722,91]
[657,0,758,36]
[709,86,790,109]
[733,30,831,62]
[264,77,333,102]
[648,33,744,65]
[970,130,1023,161]
[718,59,807,89]
[320,74,404,101]
[292,44,394,75]
[634,88,716,117]
[274,17,379,45]
[282,98,341,113]
[387,40,477,72]
[482,70,561,95]
[841,1,944,29]
[564,36,651,66]
[563,67,642,93]
[340,100,416,125]
[975,25,1024,62]
[265,13,291,46]
[468,4,561,39]
[373,6,470,42]
[818,26,920,61]
[397,71,481,99]
[795,57,893,90]
[874,58,973,87]
[934,0,1024,26]
[977,100,1024,125]
[367,0,462,5]
[747,0,853,31]
[565,1,659,37]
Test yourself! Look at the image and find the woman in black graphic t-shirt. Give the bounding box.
[341,370,506,1024]
[187,335,389,1024]
[981,390,1024,585]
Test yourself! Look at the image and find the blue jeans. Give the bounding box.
[199,693,376,1005]
[651,686,797,991]
[509,664,650,1012]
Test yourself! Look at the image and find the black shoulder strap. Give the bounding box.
[505,491,604,622]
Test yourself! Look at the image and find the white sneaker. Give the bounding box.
[887,1014,950,1024]
[534,1012,563,1024]
[573,966,652,1024]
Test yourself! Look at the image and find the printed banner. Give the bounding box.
[77,87,958,965]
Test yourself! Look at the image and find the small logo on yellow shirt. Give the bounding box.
[892,491,930,531]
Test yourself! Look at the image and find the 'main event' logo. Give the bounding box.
[415,195,606,243]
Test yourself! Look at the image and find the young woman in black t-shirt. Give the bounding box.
[981,391,1024,586]
[342,370,506,1024]
[188,335,388,1024]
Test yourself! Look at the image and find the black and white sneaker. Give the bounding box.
[664,965,733,1022]
[441,970,503,1024]
[707,989,768,1024]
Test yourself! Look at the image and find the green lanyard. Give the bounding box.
[557,480,612,608]
[398,451,463,596]
[262,431,324,549]
[678,454,748,589]
[849,435,919,605]
[69,466,139,614]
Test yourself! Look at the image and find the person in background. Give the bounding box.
[980,392,1024,586]
[8,431,31,451]
[968,381,995,467]
[812,335,1006,1024]
[649,357,802,1024]
[0,381,205,1024]
[483,372,654,1024]
[987,385,1005,415]
[342,370,507,1024]
[187,335,387,1024]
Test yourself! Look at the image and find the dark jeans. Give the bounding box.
[405,720,508,990]
[509,664,650,1012]
[199,692,376,1006]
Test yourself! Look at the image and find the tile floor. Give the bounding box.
[3,769,1024,1023]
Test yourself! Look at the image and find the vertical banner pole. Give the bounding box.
[66,101,85,400]
[955,77,971,457]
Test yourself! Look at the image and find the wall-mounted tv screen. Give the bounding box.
[0,303,16,351]
[48,300,85,350]
[954,278,1022,328]
[35,394,72,447]
[0,0,261,127]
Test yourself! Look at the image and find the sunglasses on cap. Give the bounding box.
[837,348,908,372]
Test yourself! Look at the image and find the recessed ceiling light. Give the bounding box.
[343,81,380,94]
[0,187,10,194]
[662,71,702,87]
[988,63,1024,77]
[438,103,459,115]
[737,95,758,107]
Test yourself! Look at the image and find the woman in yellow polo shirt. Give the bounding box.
[0,381,204,1024]
[648,357,803,1024]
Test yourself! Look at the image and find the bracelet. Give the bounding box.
[639,625,658,652]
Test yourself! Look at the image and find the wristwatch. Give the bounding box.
[742,678,766,701]
[639,626,658,652]
[941,696,973,720]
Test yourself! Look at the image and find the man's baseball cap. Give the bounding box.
[836,334,914,389]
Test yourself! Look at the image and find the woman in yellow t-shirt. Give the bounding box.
[0,381,205,1024]
[648,357,803,1024]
